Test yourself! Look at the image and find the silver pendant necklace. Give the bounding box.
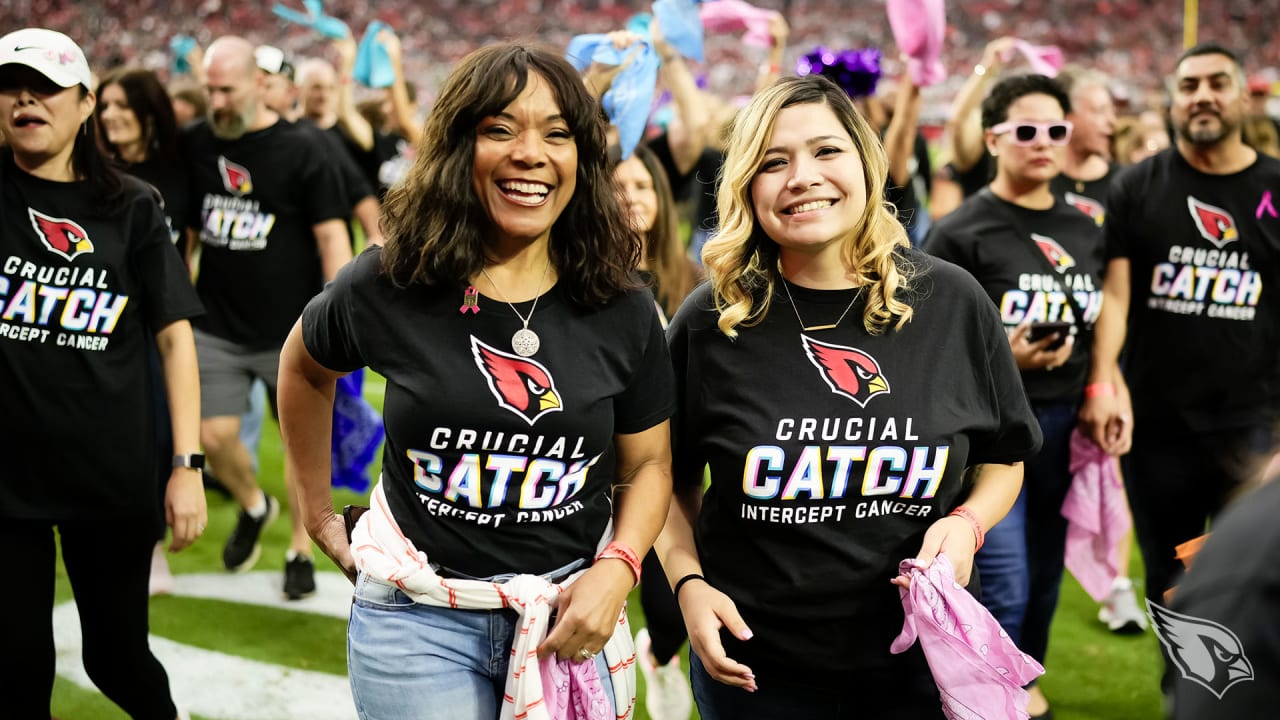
[480,261,551,357]
[780,278,862,332]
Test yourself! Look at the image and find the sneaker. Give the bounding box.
[222,492,279,572]
[635,627,693,720]
[1098,577,1148,634]
[283,553,317,600]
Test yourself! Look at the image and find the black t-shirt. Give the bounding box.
[1167,479,1280,719]
[648,133,722,241]
[927,189,1105,403]
[302,248,675,577]
[337,127,409,202]
[1105,149,1280,431]
[313,123,376,210]
[1050,167,1115,228]
[182,119,348,350]
[666,249,1042,684]
[936,154,995,199]
[0,158,203,519]
[121,154,191,245]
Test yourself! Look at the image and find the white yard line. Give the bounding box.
[54,573,357,719]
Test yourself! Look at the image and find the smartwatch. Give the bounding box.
[172,453,206,470]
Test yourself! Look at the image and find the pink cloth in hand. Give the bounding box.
[539,655,613,720]
[886,0,947,87]
[699,0,777,48]
[1000,40,1064,77]
[1062,427,1131,602]
[891,554,1045,720]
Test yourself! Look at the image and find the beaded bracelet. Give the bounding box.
[948,506,985,552]
[595,541,642,586]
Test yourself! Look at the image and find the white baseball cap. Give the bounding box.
[0,28,92,90]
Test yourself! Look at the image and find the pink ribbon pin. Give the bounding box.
[1257,190,1277,219]
[460,285,480,314]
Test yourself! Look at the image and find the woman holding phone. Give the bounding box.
[925,74,1106,720]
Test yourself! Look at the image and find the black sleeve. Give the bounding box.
[969,279,1043,464]
[923,215,970,269]
[300,249,373,372]
[1104,163,1140,262]
[127,180,204,329]
[665,283,712,490]
[613,292,676,434]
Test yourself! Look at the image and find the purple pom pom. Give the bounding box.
[796,46,883,98]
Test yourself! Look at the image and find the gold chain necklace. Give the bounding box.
[780,278,862,332]
[480,261,551,357]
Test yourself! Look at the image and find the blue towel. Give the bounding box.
[353,20,395,88]
[331,369,384,493]
[653,0,704,62]
[272,0,350,40]
[170,34,197,75]
[565,35,660,160]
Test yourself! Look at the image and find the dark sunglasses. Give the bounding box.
[991,120,1073,146]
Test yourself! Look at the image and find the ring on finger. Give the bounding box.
[579,648,597,660]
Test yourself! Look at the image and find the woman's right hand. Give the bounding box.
[678,580,757,691]
[1008,322,1075,371]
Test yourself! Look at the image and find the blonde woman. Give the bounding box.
[656,74,1042,718]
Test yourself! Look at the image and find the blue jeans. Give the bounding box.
[971,401,1076,660]
[971,483,1029,645]
[347,569,614,720]
[690,651,944,720]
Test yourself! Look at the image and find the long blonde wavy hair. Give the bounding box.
[702,74,915,338]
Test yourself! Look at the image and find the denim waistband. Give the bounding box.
[431,556,588,586]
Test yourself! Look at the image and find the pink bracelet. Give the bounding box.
[948,506,985,552]
[595,541,642,586]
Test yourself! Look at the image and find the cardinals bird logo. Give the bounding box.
[1032,233,1076,273]
[29,208,93,261]
[1148,600,1254,699]
[801,335,890,407]
[1188,196,1238,248]
[218,156,254,195]
[471,337,564,425]
[1064,192,1106,226]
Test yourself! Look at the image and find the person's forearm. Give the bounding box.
[610,461,672,562]
[314,220,354,281]
[958,462,1023,531]
[156,320,201,456]
[653,480,703,588]
[884,79,921,186]
[1090,258,1130,383]
[277,325,341,536]
[660,55,710,175]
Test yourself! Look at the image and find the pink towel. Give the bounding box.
[699,0,777,48]
[891,555,1045,720]
[1062,428,1131,602]
[540,654,614,720]
[886,0,947,87]
[1001,40,1064,77]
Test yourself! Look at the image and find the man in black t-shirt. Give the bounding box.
[184,36,353,599]
[1081,43,1280,693]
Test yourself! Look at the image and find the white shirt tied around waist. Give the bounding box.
[351,481,637,720]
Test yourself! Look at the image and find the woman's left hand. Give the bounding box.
[538,559,634,662]
[165,468,208,552]
[891,515,978,589]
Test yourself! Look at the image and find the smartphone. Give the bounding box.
[343,504,369,542]
[1028,321,1072,350]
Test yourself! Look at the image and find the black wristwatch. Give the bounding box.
[172,453,206,470]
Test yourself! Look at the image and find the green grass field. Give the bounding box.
[50,379,1167,719]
